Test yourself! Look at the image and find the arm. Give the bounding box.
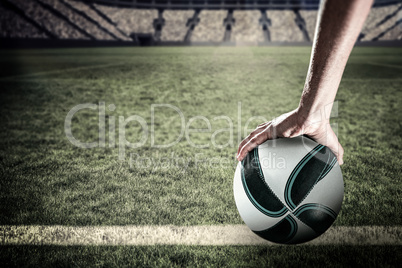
[236,0,373,164]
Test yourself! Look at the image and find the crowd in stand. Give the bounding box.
[0,0,401,43]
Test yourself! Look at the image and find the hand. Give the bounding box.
[236,108,344,165]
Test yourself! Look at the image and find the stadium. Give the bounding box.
[1,0,402,46]
[0,0,401,266]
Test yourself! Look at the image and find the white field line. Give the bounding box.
[7,78,402,82]
[0,225,400,246]
[0,62,127,81]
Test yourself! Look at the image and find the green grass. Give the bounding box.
[1,245,401,267]
[0,46,400,226]
[0,46,401,266]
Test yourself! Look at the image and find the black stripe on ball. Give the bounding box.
[253,215,298,244]
[293,203,337,235]
[285,145,337,210]
[241,148,287,217]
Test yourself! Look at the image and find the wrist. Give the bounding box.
[296,104,330,128]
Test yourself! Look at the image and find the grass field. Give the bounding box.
[0,46,401,266]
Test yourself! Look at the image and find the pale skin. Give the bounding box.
[237,0,374,165]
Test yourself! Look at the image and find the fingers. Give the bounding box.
[315,127,344,165]
[256,122,270,129]
[334,142,344,165]
[236,123,272,161]
[325,131,344,165]
[237,119,345,165]
[326,141,344,165]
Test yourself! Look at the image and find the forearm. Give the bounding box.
[298,0,373,121]
[237,0,373,162]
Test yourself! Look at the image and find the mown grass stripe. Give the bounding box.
[0,225,400,246]
[367,62,402,69]
[0,62,127,81]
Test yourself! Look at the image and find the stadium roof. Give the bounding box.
[84,0,402,10]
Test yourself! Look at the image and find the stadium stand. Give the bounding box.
[0,1,49,38]
[259,10,272,42]
[267,10,304,42]
[184,9,200,42]
[161,10,195,42]
[0,0,401,46]
[294,9,310,42]
[8,0,88,39]
[298,4,402,42]
[361,3,402,41]
[38,0,113,40]
[231,10,265,44]
[94,4,157,37]
[61,0,130,40]
[222,9,235,42]
[298,9,318,41]
[191,10,227,42]
[153,9,165,41]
